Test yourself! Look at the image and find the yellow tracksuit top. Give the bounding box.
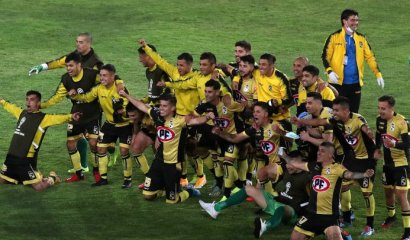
[322,28,382,86]
[143,46,200,115]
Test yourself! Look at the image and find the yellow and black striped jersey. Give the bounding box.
[148,108,187,164]
[305,161,346,216]
[72,83,129,127]
[165,71,231,102]
[241,122,283,163]
[328,113,371,159]
[194,97,244,134]
[232,75,258,107]
[143,45,200,115]
[376,113,409,167]
[1,99,72,158]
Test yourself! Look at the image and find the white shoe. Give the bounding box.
[254,217,268,238]
[199,200,219,219]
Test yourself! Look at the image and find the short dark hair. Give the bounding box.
[200,52,216,65]
[341,9,359,26]
[260,53,276,65]
[26,90,41,101]
[320,141,335,154]
[307,92,323,101]
[65,52,82,63]
[253,101,270,113]
[239,55,255,65]
[126,102,138,112]
[333,96,350,109]
[138,44,157,54]
[287,150,303,160]
[378,95,395,107]
[205,79,221,90]
[235,40,251,52]
[159,94,177,107]
[101,64,116,73]
[303,65,320,76]
[177,52,193,64]
[77,32,92,43]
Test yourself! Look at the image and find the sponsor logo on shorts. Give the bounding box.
[312,175,330,192]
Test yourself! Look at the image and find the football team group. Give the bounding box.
[0,8,408,240]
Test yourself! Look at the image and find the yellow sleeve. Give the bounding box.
[276,79,287,106]
[165,77,197,90]
[47,55,67,70]
[363,37,382,78]
[321,87,336,101]
[40,83,68,109]
[144,46,180,80]
[41,114,72,128]
[72,85,99,103]
[0,100,23,119]
[232,75,240,83]
[228,100,245,112]
[400,118,409,135]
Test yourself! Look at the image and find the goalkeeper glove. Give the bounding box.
[29,63,48,76]
[328,71,339,84]
[377,77,384,89]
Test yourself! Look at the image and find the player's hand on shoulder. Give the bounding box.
[156,80,166,87]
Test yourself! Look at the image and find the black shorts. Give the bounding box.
[98,122,132,147]
[217,138,238,159]
[294,213,339,238]
[0,155,42,185]
[342,158,376,192]
[67,118,100,139]
[382,165,410,190]
[196,124,217,150]
[143,158,182,202]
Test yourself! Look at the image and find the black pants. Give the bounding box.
[331,83,361,113]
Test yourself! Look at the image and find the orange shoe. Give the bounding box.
[194,175,207,189]
[180,178,189,187]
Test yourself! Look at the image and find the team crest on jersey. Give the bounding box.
[259,140,276,155]
[169,120,174,128]
[77,88,84,94]
[244,84,250,92]
[312,175,330,192]
[222,106,228,114]
[233,90,248,102]
[325,167,331,175]
[381,133,398,146]
[156,126,175,142]
[213,117,230,129]
[267,129,273,137]
[390,122,395,131]
[269,85,273,92]
[345,135,358,146]
[359,41,363,48]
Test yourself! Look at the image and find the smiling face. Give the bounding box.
[332,104,350,122]
[301,71,317,88]
[65,60,82,77]
[293,59,307,79]
[258,59,273,76]
[199,59,214,76]
[343,15,359,33]
[159,99,176,118]
[99,69,115,87]
[378,101,394,120]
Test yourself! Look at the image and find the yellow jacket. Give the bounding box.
[322,28,382,86]
[143,45,200,115]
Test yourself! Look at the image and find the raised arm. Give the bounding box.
[119,90,149,113]
[40,83,68,109]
